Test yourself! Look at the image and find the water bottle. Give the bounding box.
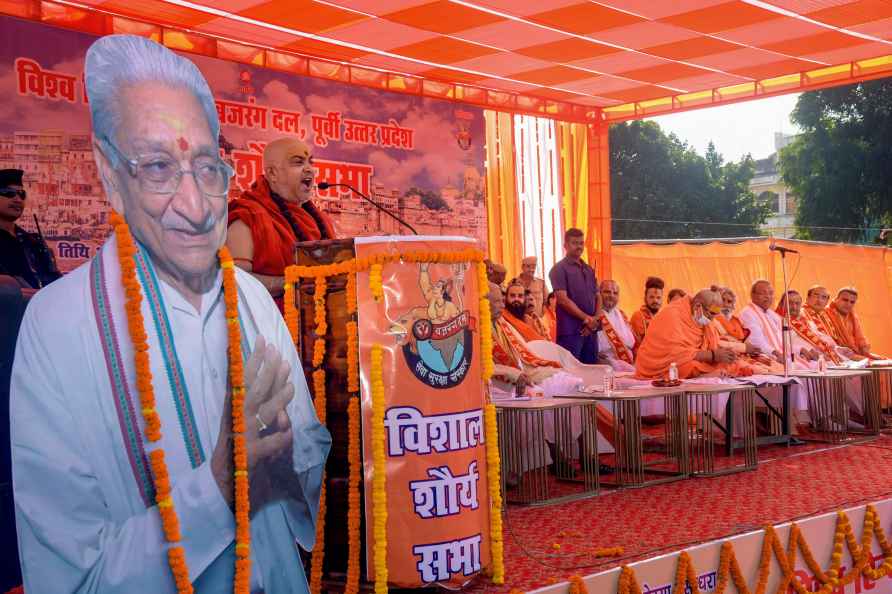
[603,367,614,395]
[668,362,679,382]
[818,354,827,373]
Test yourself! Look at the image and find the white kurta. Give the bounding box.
[740,303,784,356]
[597,307,636,372]
[11,235,331,593]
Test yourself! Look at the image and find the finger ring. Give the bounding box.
[256,413,269,433]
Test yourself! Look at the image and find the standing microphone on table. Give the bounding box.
[770,239,798,375]
[317,181,418,235]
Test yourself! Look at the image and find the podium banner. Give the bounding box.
[355,236,492,588]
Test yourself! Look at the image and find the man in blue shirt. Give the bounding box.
[548,228,601,364]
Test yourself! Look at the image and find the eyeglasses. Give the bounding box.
[104,138,234,198]
[0,189,25,199]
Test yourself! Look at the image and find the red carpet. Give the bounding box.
[466,435,892,594]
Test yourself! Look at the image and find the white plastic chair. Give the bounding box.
[525,340,613,388]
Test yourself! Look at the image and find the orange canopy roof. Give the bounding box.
[9,0,892,121]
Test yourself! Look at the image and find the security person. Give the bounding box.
[0,168,61,293]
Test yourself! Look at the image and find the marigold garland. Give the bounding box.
[313,276,328,337]
[345,270,361,594]
[346,396,362,594]
[619,506,892,594]
[477,260,501,582]
[283,276,298,346]
[370,344,389,594]
[477,261,494,383]
[593,547,625,558]
[346,271,358,316]
[221,250,252,594]
[309,275,328,594]
[483,403,504,584]
[568,575,588,594]
[369,263,384,301]
[346,322,360,393]
[287,248,485,281]
[674,551,700,594]
[110,213,249,594]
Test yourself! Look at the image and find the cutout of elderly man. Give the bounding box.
[10,35,330,593]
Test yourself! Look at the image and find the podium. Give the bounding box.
[289,236,503,591]
[294,238,360,587]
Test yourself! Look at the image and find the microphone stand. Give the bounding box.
[779,247,793,378]
[319,182,418,235]
[775,243,803,446]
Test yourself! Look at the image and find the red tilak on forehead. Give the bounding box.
[177,137,189,152]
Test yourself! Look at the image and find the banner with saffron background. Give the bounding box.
[354,236,493,588]
[1,17,487,273]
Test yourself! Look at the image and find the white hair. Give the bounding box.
[85,34,219,166]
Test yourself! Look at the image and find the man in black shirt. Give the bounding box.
[0,169,61,294]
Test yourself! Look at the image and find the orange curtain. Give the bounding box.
[586,121,612,280]
[554,120,611,280]
[484,110,521,282]
[612,238,892,356]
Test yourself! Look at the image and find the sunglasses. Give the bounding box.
[0,189,26,199]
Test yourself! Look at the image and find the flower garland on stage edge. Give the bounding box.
[309,275,328,594]
[346,271,362,594]
[476,261,504,584]
[370,343,388,594]
[283,276,298,346]
[110,212,250,594]
[605,504,892,594]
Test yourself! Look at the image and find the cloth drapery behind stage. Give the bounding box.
[613,237,892,356]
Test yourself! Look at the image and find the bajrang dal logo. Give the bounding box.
[391,263,475,389]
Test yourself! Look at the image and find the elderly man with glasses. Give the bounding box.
[0,168,60,294]
[9,35,330,594]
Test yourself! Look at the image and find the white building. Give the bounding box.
[751,132,798,238]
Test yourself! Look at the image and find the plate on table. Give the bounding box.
[652,379,682,387]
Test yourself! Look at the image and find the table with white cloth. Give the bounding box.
[562,386,689,489]
[684,383,759,476]
[720,375,804,455]
[495,398,599,505]
[793,369,874,443]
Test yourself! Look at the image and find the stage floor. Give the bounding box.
[466,435,892,594]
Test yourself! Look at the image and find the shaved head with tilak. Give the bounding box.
[263,137,316,204]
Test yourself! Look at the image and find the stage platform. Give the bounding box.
[466,435,892,594]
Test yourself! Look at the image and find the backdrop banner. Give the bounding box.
[354,236,492,588]
[1,16,487,273]
[613,238,892,357]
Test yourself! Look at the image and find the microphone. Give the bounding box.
[769,241,799,255]
[317,182,418,235]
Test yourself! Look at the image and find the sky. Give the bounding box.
[647,93,802,163]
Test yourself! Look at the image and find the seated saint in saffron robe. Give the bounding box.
[492,282,616,449]
[629,276,664,350]
[826,287,884,359]
[635,290,754,380]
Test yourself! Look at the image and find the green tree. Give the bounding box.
[610,121,769,240]
[779,79,892,243]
